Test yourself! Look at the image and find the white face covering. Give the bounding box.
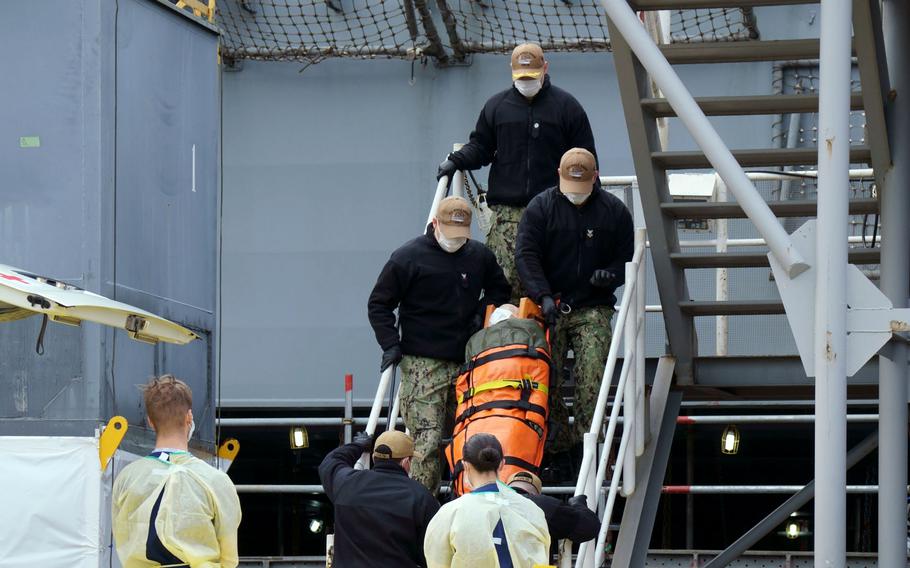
[488,306,515,326]
[514,77,542,98]
[564,192,590,205]
[435,227,467,253]
[187,418,196,442]
[464,470,475,491]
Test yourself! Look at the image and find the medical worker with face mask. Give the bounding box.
[436,42,600,306]
[424,433,550,568]
[112,375,241,567]
[368,196,512,494]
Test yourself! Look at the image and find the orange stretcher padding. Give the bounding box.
[447,303,551,496]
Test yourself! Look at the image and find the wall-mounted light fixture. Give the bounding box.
[721,424,740,455]
[290,426,309,449]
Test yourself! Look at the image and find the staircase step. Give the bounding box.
[640,93,865,118]
[680,300,785,316]
[661,198,878,219]
[660,39,836,64]
[632,0,815,8]
[671,249,881,268]
[653,146,872,169]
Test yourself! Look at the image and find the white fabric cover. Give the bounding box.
[0,436,101,568]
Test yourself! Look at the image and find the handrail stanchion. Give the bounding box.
[635,228,647,455]
[387,382,403,432]
[622,260,638,498]
[426,176,450,226]
[344,374,354,444]
[451,170,465,200]
[357,365,395,469]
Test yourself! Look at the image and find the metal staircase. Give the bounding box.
[597,0,901,566]
[606,0,891,388]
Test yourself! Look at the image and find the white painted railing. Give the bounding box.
[570,228,648,568]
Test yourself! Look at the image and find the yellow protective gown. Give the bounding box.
[112,451,242,568]
[424,481,550,568]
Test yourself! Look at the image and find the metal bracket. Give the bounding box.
[769,219,910,376]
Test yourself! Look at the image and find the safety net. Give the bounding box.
[217,0,760,65]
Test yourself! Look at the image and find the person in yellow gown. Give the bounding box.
[424,433,550,567]
[112,375,241,567]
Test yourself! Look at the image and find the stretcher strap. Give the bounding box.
[455,399,547,425]
[503,456,540,474]
[459,345,551,375]
[457,378,549,404]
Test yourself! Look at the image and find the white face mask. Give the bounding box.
[489,307,515,326]
[435,227,467,253]
[564,192,590,205]
[514,77,542,98]
[464,471,475,490]
[187,418,195,442]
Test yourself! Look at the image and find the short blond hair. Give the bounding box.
[141,374,193,433]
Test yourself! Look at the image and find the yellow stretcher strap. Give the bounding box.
[458,378,549,404]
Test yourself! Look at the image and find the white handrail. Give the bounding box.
[356,365,395,469]
[572,234,647,568]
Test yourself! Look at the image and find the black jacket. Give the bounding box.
[319,444,440,567]
[449,75,598,207]
[368,227,511,362]
[516,187,634,309]
[525,493,601,543]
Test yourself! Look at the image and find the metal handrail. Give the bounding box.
[572,229,648,568]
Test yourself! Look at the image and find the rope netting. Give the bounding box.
[217,0,760,65]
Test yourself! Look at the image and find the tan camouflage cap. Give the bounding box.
[436,196,472,239]
[511,43,545,80]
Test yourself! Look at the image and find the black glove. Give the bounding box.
[437,158,458,181]
[352,431,374,452]
[590,269,617,288]
[540,295,558,328]
[380,345,402,372]
[567,494,589,509]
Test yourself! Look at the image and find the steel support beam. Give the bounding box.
[612,357,681,568]
[702,431,879,568]
[814,0,851,564]
[606,20,696,383]
[852,0,892,192]
[877,1,909,564]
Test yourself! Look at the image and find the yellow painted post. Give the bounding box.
[99,416,128,472]
[217,438,240,473]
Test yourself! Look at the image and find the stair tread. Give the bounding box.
[641,93,865,118]
[680,300,785,315]
[671,249,881,268]
[653,146,872,169]
[660,39,827,64]
[661,198,878,219]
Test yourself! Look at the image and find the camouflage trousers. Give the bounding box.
[485,204,526,306]
[399,355,460,493]
[548,305,615,451]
